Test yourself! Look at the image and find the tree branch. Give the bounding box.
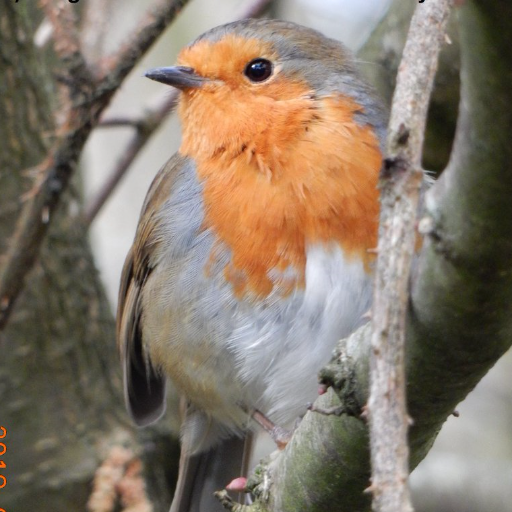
[406,0,512,464]
[98,0,189,84]
[368,2,453,511]
[0,0,192,330]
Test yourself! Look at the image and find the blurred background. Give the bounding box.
[81,1,512,511]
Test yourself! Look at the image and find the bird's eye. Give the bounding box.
[244,58,273,83]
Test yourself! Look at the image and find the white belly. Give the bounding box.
[231,243,373,425]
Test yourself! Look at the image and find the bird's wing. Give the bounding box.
[116,153,186,426]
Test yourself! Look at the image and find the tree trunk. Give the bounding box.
[0,4,135,510]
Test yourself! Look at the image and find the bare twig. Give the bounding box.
[0,0,192,331]
[83,91,178,226]
[368,1,454,512]
[98,118,147,128]
[98,0,190,83]
[84,0,275,226]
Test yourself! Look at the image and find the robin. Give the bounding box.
[117,18,385,512]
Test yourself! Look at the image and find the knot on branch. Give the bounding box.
[380,156,409,182]
[395,123,411,146]
[419,209,463,267]
[317,349,362,418]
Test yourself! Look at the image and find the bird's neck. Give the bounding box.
[179,93,382,298]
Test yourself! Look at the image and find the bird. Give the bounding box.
[117,18,385,512]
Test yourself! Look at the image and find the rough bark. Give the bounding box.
[0,4,137,511]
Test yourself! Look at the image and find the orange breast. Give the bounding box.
[179,90,381,298]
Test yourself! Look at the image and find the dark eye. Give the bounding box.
[244,58,273,83]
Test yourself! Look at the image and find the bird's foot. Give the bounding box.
[251,409,292,449]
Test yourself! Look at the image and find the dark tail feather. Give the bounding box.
[170,436,249,512]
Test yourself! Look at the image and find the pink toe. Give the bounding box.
[318,384,327,395]
[226,477,248,492]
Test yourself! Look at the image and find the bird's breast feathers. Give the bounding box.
[138,147,377,426]
[179,93,381,299]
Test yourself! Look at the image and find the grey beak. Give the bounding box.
[144,66,208,90]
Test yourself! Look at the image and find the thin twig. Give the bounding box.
[84,0,275,226]
[98,118,146,128]
[98,0,190,84]
[368,1,454,512]
[0,0,192,331]
[83,92,178,226]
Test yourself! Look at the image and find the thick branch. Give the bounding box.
[368,2,453,511]
[406,0,512,463]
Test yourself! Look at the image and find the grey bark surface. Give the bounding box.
[0,4,134,511]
